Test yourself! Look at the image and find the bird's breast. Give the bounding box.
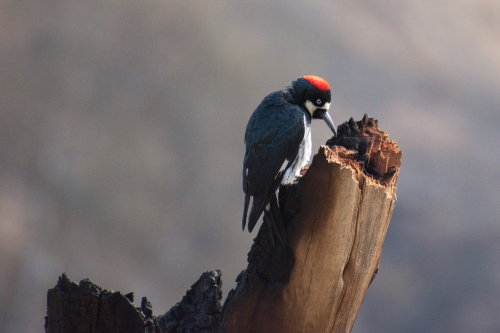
[281,115,312,185]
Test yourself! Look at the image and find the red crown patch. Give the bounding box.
[303,75,330,91]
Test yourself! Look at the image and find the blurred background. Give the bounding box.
[1,0,500,332]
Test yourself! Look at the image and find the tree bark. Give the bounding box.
[45,115,401,333]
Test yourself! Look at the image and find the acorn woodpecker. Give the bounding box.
[242,75,336,245]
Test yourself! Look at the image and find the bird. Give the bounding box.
[242,75,337,246]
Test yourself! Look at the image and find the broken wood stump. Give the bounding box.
[45,273,161,333]
[45,271,223,333]
[45,115,401,333]
[217,114,401,333]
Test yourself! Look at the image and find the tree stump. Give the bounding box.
[217,114,401,333]
[45,115,401,333]
[45,273,161,333]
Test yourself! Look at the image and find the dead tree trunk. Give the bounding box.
[45,115,401,333]
[217,115,401,333]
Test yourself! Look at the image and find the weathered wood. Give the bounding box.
[217,115,401,333]
[46,271,223,333]
[45,115,401,333]
[45,273,161,333]
[157,270,223,333]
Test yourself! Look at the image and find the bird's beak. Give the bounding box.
[320,110,337,136]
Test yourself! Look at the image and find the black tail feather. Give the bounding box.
[247,196,268,233]
[242,193,250,231]
[246,193,287,248]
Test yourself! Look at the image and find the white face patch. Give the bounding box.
[304,100,317,116]
[304,101,330,115]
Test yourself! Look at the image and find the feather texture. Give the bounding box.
[242,91,308,232]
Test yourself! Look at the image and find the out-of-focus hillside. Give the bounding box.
[1,0,500,332]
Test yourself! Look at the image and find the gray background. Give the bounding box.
[1,0,499,332]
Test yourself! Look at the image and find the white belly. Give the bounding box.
[281,117,312,185]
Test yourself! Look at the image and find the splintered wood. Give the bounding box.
[217,115,402,333]
[327,115,401,192]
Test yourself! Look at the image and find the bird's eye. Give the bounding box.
[316,99,322,105]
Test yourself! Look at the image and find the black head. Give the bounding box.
[290,76,336,135]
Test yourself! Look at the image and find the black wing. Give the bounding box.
[242,95,305,231]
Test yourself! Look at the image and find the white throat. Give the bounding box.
[281,114,312,185]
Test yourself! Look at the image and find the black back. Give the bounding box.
[242,89,307,231]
